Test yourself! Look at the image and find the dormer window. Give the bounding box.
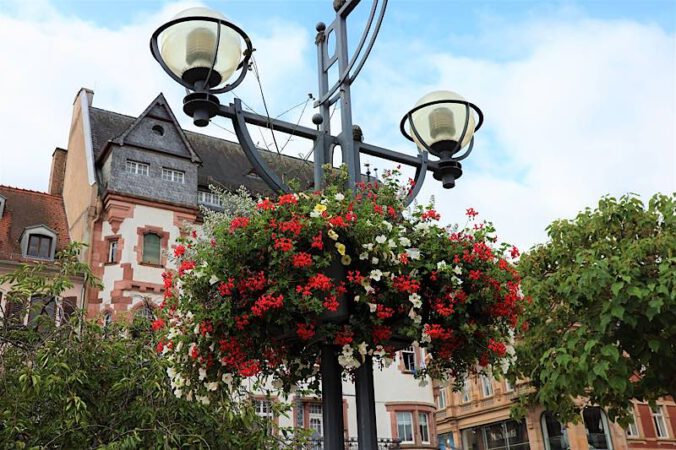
[198,190,222,207]
[162,168,184,183]
[21,225,58,260]
[27,234,53,259]
[126,160,149,176]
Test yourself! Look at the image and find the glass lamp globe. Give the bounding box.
[409,90,477,155]
[158,7,242,89]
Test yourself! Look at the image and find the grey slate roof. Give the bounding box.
[88,100,314,196]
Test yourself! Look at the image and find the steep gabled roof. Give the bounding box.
[104,93,201,163]
[0,186,70,262]
[88,97,314,196]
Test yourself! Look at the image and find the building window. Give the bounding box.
[401,346,416,372]
[462,420,530,450]
[419,412,430,444]
[583,407,613,450]
[437,387,447,409]
[135,303,155,322]
[396,411,414,444]
[480,374,494,397]
[439,432,455,450]
[142,233,161,265]
[198,190,222,207]
[626,410,639,438]
[505,378,514,393]
[59,297,77,324]
[308,403,323,438]
[28,296,56,327]
[162,168,185,183]
[108,239,118,263]
[542,412,571,450]
[651,406,669,438]
[461,377,472,403]
[126,160,149,175]
[255,399,274,434]
[27,234,53,259]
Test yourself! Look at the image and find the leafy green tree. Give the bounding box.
[0,243,306,449]
[511,193,675,424]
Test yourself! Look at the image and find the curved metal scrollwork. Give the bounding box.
[404,150,429,207]
[230,98,291,193]
[315,0,388,108]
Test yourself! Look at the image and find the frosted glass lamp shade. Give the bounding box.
[158,7,242,89]
[408,90,477,154]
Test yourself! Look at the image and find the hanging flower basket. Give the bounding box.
[155,169,525,400]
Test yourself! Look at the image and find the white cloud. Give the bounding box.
[353,15,675,249]
[0,2,673,251]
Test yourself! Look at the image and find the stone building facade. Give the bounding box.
[433,375,676,450]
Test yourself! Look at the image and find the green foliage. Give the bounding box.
[511,193,675,425]
[0,243,302,449]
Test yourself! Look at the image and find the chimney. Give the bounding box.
[48,147,68,195]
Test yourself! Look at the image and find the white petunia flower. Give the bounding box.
[399,237,411,246]
[375,235,387,244]
[382,221,393,231]
[199,367,207,381]
[409,293,422,308]
[196,395,211,405]
[359,252,369,260]
[453,265,462,275]
[205,381,219,391]
[388,239,397,248]
[369,269,383,281]
[437,260,448,270]
[406,248,421,260]
[371,257,379,264]
[335,193,345,201]
[209,275,219,285]
[310,210,321,218]
[368,303,377,313]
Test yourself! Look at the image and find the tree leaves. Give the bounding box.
[510,193,676,424]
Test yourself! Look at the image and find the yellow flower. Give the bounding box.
[335,242,346,256]
[341,255,352,266]
[327,229,339,241]
[314,204,327,213]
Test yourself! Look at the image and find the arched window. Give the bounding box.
[583,407,613,450]
[142,233,161,265]
[541,412,570,450]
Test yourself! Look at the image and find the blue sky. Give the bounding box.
[0,0,674,249]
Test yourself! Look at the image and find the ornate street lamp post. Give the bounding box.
[151,2,483,449]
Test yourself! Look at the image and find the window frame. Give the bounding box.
[161,167,185,183]
[541,411,570,450]
[418,412,431,444]
[582,407,614,450]
[396,411,415,444]
[125,160,149,176]
[651,406,669,438]
[108,239,118,263]
[461,377,472,403]
[308,402,323,437]
[198,190,222,207]
[401,346,416,372]
[437,386,447,409]
[625,407,640,438]
[142,232,162,265]
[27,234,53,259]
[480,374,494,397]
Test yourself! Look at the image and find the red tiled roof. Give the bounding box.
[0,185,70,262]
